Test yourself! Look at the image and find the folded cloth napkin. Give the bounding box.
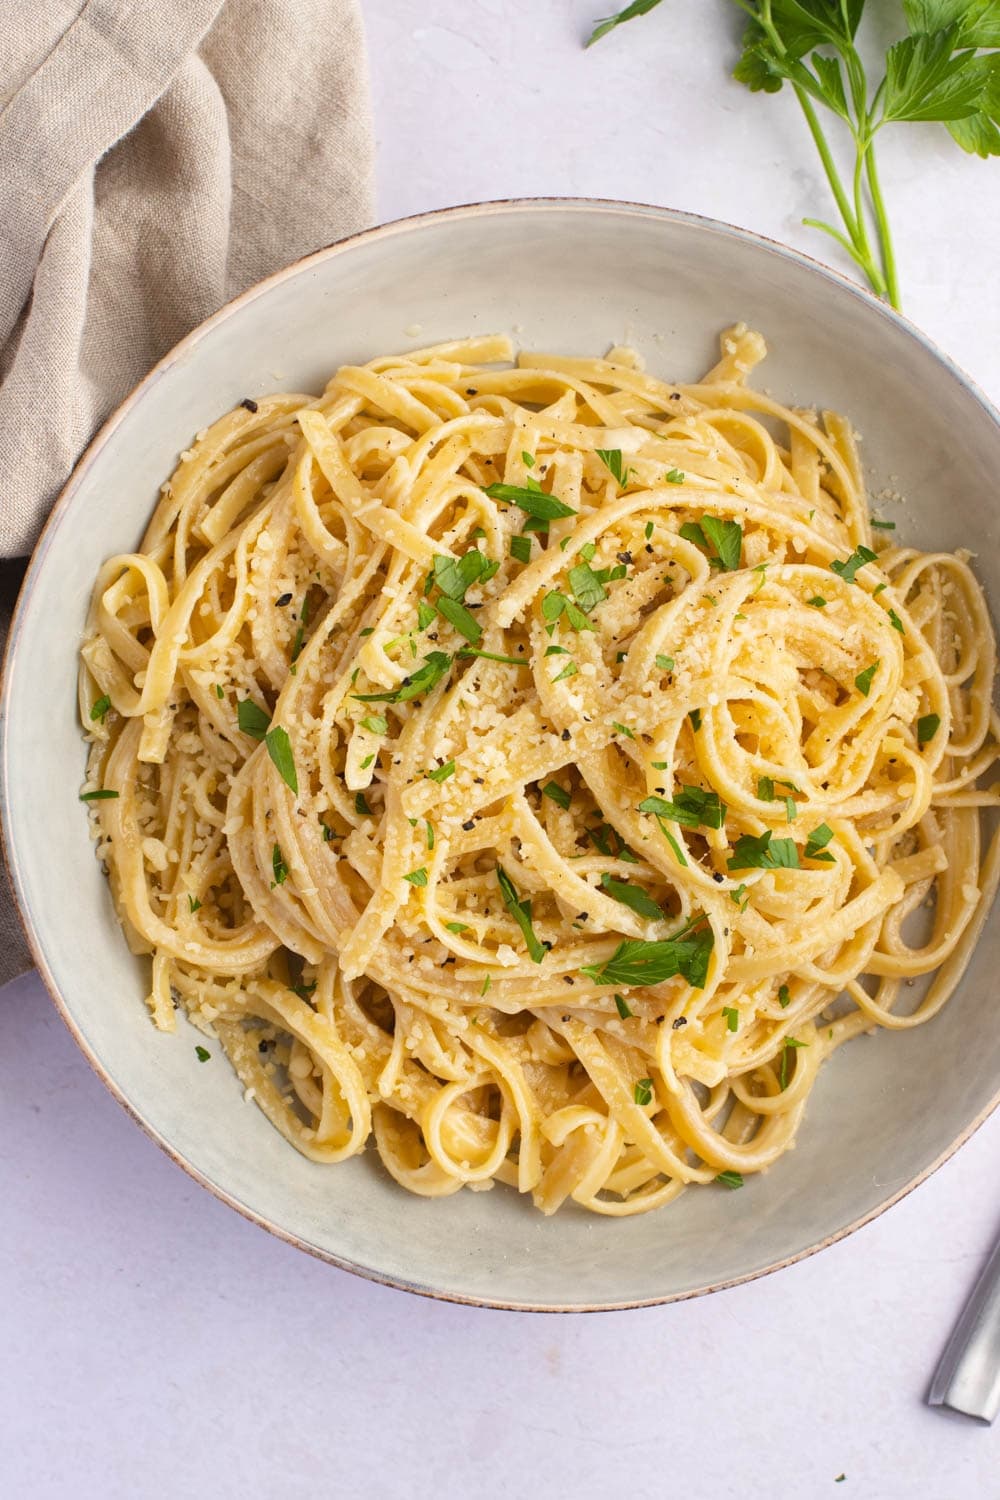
[0,0,374,985]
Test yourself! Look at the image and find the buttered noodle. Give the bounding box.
[79,326,1000,1216]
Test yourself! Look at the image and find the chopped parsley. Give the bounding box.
[664,468,685,484]
[436,595,482,644]
[716,1170,744,1189]
[237,698,271,739]
[552,661,579,682]
[854,661,879,697]
[779,1036,808,1090]
[639,784,726,830]
[484,481,577,521]
[888,608,905,634]
[417,599,437,630]
[432,549,499,603]
[730,883,749,911]
[689,708,702,732]
[722,1005,739,1032]
[633,1077,654,1106]
[612,721,635,740]
[568,561,607,613]
[727,831,799,871]
[871,518,895,530]
[271,844,288,886]
[804,824,836,862]
[354,792,372,816]
[655,654,674,672]
[917,713,940,746]
[458,648,527,666]
[265,726,298,795]
[361,714,388,735]
[427,759,455,783]
[510,533,533,564]
[195,1045,211,1062]
[403,867,428,887]
[596,448,632,487]
[807,596,827,608]
[90,694,111,722]
[778,984,791,1008]
[831,544,877,584]
[214,684,224,700]
[614,993,634,1019]
[600,872,666,921]
[580,916,714,989]
[79,788,118,801]
[542,781,572,811]
[496,864,548,963]
[680,515,742,570]
[353,650,453,703]
[445,921,469,934]
[188,895,202,913]
[542,590,593,632]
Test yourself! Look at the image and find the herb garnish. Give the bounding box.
[640,784,727,830]
[542,591,593,632]
[581,915,714,989]
[727,831,799,870]
[265,726,298,794]
[633,1077,654,1106]
[596,448,632,487]
[804,823,836,862]
[404,867,428,887]
[779,1036,808,1091]
[510,534,533,564]
[542,781,572,811]
[716,1170,744,1189]
[188,895,202,913]
[807,596,827,608]
[664,468,685,484]
[361,714,388,735]
[855,661,879,697]
[778,984,791,1008]
[722,1005,739,1032]
[496,864,548,963]
[271,844,288,886]
[237,698,271,740]
[484,481,577,521]
[680,516,743,570]
[586,2,1000,310]
[655,654,674,672]
[427,759,455,783]
[917,713,941,745]
[600,872,666,921]
[615,993,634,1018]
[79,788,119,801]
[90,695,111,723]
[832,545,878,584]
[353,650,453,704]
[195,1045,211,1062]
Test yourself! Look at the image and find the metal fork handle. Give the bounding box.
[928,1230,1000,1423]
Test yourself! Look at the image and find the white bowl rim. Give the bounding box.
[4,195,1000,1312]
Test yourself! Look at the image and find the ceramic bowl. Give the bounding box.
[3,200,999,1310]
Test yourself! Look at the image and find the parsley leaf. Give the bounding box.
[496,864,548,963]
[639,784,727,830]
[831,545,878,584]
[596,448,632,487]
[585,0,664,49]
[917,712,941,745]
[716,1170,744,1189]
[542,781,572,811]
[804,823,836,862]
[265,726,298,795]
[90,694,111,723]
[404,867,428,887]
[484,482,577,520]
[237,698,271,740]
[581,916,714,989]
[353,651,453,704]
[427,760,455,783]
[633,1077,654,1106]
[727,831,800,871]
[855,661,879,697]
[568,561,608,613]
[600,873,666,921]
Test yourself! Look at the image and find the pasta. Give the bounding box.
[78,325,1000,1216]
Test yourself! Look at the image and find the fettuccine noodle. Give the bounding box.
[78,326,1000,1215]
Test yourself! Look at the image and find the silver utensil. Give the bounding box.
[929,1229,1000,1423]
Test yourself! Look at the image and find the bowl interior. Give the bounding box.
[4,201,999,1309]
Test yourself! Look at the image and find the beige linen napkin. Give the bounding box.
[0,0,374,984]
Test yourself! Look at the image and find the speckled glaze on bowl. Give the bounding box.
[3,200,999,1311]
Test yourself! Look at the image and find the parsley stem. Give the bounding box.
[863,139,901,310]
[795,88,860,244]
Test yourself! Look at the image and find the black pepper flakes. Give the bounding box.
[561,729,571,741]
[240,397,259,412]
[276,592,292,607]
[672,1016,688,1029]
[712,872,723,883]
[462,820,475,831]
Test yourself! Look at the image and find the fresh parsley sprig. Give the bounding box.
[586,1,1000,308]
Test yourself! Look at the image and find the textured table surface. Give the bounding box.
[3,3,1000,1495]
